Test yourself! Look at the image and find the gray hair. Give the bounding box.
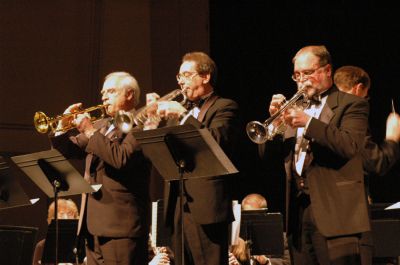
[104,71,140,107]
[293,45,332,67]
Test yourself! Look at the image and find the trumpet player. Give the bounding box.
[50,71,152,265]
[262,45,370,265]
[148,52,240,265]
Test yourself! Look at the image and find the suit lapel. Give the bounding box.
[320,87,339,124]
[198,94,219,123]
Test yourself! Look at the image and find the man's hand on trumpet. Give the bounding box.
[269,94,285,116]
[74,112,97,138]
[146,92,186,118]
[268,93,311,129]
[57,102,97,138]
[56,103,83,132]
[283,107,311,128]
[143,92,187,130]
[156,101,187,119]
[268,94,286,129]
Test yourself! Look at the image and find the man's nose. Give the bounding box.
[178,79,185,86]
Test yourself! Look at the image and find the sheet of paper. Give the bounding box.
[385,201,400,210]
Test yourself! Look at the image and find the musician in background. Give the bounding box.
[240,193,290,265]
[334,65,400,265]
[263,45,370,265]
[229,237,250,265]
[32,198,79,265]
[241,193,268,211]
[334,65,400,176]
[50,72,152,265]
[148,51,240,265]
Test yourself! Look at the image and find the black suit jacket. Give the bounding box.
[263,86,370,237]
[164,95,240,225]
[51,118,152,238]
[362,136,400,176]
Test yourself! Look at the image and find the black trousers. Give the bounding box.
[289,198,363,265]
[172,200,229,265]
[85,233,148,265]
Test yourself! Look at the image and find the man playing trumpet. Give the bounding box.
[261,45,370,265]
[50,72,152,265]
[145,51,240,265]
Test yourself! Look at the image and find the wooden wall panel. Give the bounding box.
[0,0,209,243]
[150,0,209,95]
[0,1,101,153]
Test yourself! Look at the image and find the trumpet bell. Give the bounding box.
[34,111,51,134]
[246,121,269,144]
[114,111,135,133]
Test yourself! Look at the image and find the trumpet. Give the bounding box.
[115,89,187,132]
[34,105,107,134]
[246,88,309,144]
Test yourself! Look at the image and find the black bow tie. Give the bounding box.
[313,88,330,104]
[187,98,206,109]
[309,95,321,106]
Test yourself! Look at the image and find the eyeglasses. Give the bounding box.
[101,88,118,96]
[291,64,327,82]
[176,71,199,82]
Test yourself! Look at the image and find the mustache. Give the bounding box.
[298,82,318,97]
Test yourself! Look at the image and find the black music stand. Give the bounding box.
[42,219,85,264]
[11,149,94,265]
[133,124,238,181]
[133,124,238,265]
[0,225,38,265]
[240,210,284,257]
[0,156,32,210]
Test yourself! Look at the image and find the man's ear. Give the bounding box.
[326,64,332,78]
[126,90,135,100]
[354,83,368,98]
[202,73,211,84]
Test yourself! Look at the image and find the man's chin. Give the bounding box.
[185,92,198,102]
[306,87,318,98]
[106,107,115,117]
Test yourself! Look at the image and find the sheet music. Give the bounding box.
[230,201,241,246]
[385,201,400,210]
[151,201,158,248]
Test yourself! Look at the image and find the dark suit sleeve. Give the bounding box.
[305,97,369,159]
[85,131,140,170]
[362,137,400,176]
[49,130,88,159]
[207,99,240,157]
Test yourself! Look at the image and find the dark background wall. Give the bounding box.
[1,0,399,243]
[209,1,400,214]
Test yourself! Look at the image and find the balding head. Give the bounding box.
[241,193,268,210]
